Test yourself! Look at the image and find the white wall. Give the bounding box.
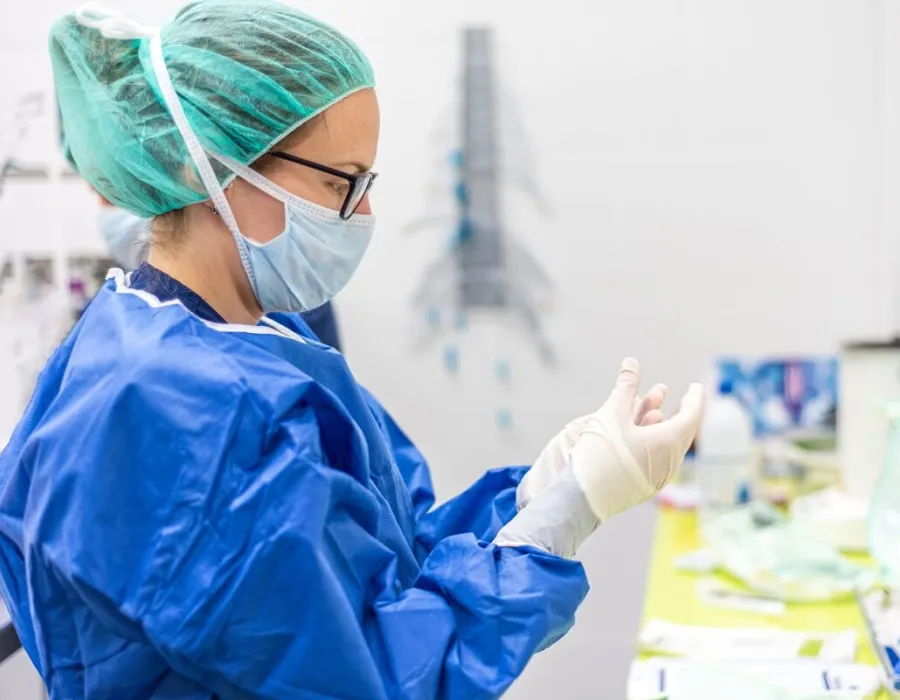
[0,1,891,698]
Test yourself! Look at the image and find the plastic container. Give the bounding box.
[868,404,900,586]
[697,380,755,527]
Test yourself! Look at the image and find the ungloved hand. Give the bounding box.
[570,358,703,523]
[517,381,670,509]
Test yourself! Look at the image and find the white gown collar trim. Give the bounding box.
[108,268,307,343]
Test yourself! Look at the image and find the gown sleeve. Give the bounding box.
[359,386,437,522]
[359,387,531,552]
[25,361,589,700]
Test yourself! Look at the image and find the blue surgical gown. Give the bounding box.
[300,301,342,353]
[0,267,589,699]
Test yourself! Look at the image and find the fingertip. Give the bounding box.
[612,358,642,414]
[678,384,706,422]
[618,357,641,383]
[647,383,668,404]
[680,383,704,402]
[641,409,664,426]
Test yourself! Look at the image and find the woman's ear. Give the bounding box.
[205,182,236,215]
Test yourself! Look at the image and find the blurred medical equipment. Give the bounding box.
[696,379,754,526]
[0,292,74,447]
[495,407,513,431]
[858,588,900,694]
[699,503,874,603]
[868,403,900,587]
[719,358,837,438]
[0,93,44,195]
[660,356,841,513]
[638,620,858,662]
[0,93,89,447]
[695,579,787,616]
[786,342,900,553]
[0,274,96,446]
[0,92,46,298]
[778,340,900,554]
[627,658,879,700]
[841,341,900,501]
[790,486,869,553]
[713,353,863,551]
[0,92,118,446]
[419,28,553,349]
[408,28,555,423]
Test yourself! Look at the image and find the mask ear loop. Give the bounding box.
[144,31,257,290]
[75,4,260,299]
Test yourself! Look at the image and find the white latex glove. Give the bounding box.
[518,381,670,509]
[495,359,702,558]
[571,358,704,522]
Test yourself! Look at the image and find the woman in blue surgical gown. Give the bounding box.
[0,2,704,698]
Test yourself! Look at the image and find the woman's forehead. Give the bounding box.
[282,89,380,167]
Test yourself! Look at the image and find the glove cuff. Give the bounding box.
[495,465,599,559]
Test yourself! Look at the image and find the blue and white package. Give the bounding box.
[716,357,837,437]
[858,588,900,692]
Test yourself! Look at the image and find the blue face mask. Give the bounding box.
[98,208,150,270]
[214,155,375,314]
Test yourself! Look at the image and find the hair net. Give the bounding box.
[51,0,375,218]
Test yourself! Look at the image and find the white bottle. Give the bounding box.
[697,379,755,526]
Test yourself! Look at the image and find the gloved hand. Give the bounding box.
[570,358,703,523]
[495,358,703,558]
[517,381,670,509]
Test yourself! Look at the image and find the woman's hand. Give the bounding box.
[518,376,670,509]
[496,359,702,559]
[569,358,703,522]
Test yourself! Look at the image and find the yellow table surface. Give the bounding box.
[641,506,889,698]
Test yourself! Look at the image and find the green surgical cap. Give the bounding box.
[51,0,375,217]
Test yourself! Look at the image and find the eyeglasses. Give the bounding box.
[270,151,378,220]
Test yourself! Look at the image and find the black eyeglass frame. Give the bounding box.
[270,151,378,220]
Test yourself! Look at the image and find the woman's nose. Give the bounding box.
[355,193,373,216]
